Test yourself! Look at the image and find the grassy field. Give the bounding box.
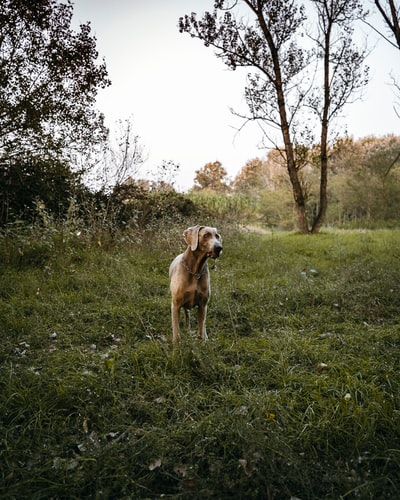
[1,226,399,499]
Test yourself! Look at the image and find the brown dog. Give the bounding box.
[169,225,222,344]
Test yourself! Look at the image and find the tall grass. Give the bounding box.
[1,227,399,498]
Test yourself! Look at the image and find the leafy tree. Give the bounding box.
[0,0,110,224]
[193,161,230,191]
[179,0,368,233]
[233,150,296,194]
[233,158,266,193]
[328,135,400,222]
[0,0,110,160]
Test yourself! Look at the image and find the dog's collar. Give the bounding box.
[181,257,208,280]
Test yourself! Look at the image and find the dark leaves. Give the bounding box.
[0,0,110,159]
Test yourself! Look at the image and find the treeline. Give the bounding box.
[2,134,399,233]
[191,134,400,229]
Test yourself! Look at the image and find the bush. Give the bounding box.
[188,191,259,225]
[0,156,84,225]
[112,184,197,229]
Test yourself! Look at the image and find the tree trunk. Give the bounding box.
[256,4,310,234]
[311,119,329,233]
[311,156,328,233]
[286,146,310,234]
[311,18,332,234]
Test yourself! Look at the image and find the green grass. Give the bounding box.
[1,227,399,498]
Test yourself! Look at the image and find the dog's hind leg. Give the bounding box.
[184,308,190,331]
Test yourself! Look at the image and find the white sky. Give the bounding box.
[72,0,399,191]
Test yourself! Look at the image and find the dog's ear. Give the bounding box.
[183,225,202,251]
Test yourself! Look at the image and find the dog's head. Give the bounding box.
[183,225,222,258]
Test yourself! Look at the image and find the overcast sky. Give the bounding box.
[72,0,399,190]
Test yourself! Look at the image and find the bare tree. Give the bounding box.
[92,117,146,193]
[373,0,400,49]
[308,0,368,232]
[371,1,400,116]
[179,0,368,233]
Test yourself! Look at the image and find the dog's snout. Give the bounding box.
[214,242,223,256]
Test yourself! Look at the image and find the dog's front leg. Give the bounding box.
[171,303,181,344]
[197,304,208,340]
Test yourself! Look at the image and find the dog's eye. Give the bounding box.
[204,233,210,238]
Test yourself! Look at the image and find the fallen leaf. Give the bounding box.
[154,396,166,404]
[238,458,247,470]
[173,464,188,477]
[82,419,88,433]
[238,458,254,476]
[237,405,248,416]
[148,458,162,471]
